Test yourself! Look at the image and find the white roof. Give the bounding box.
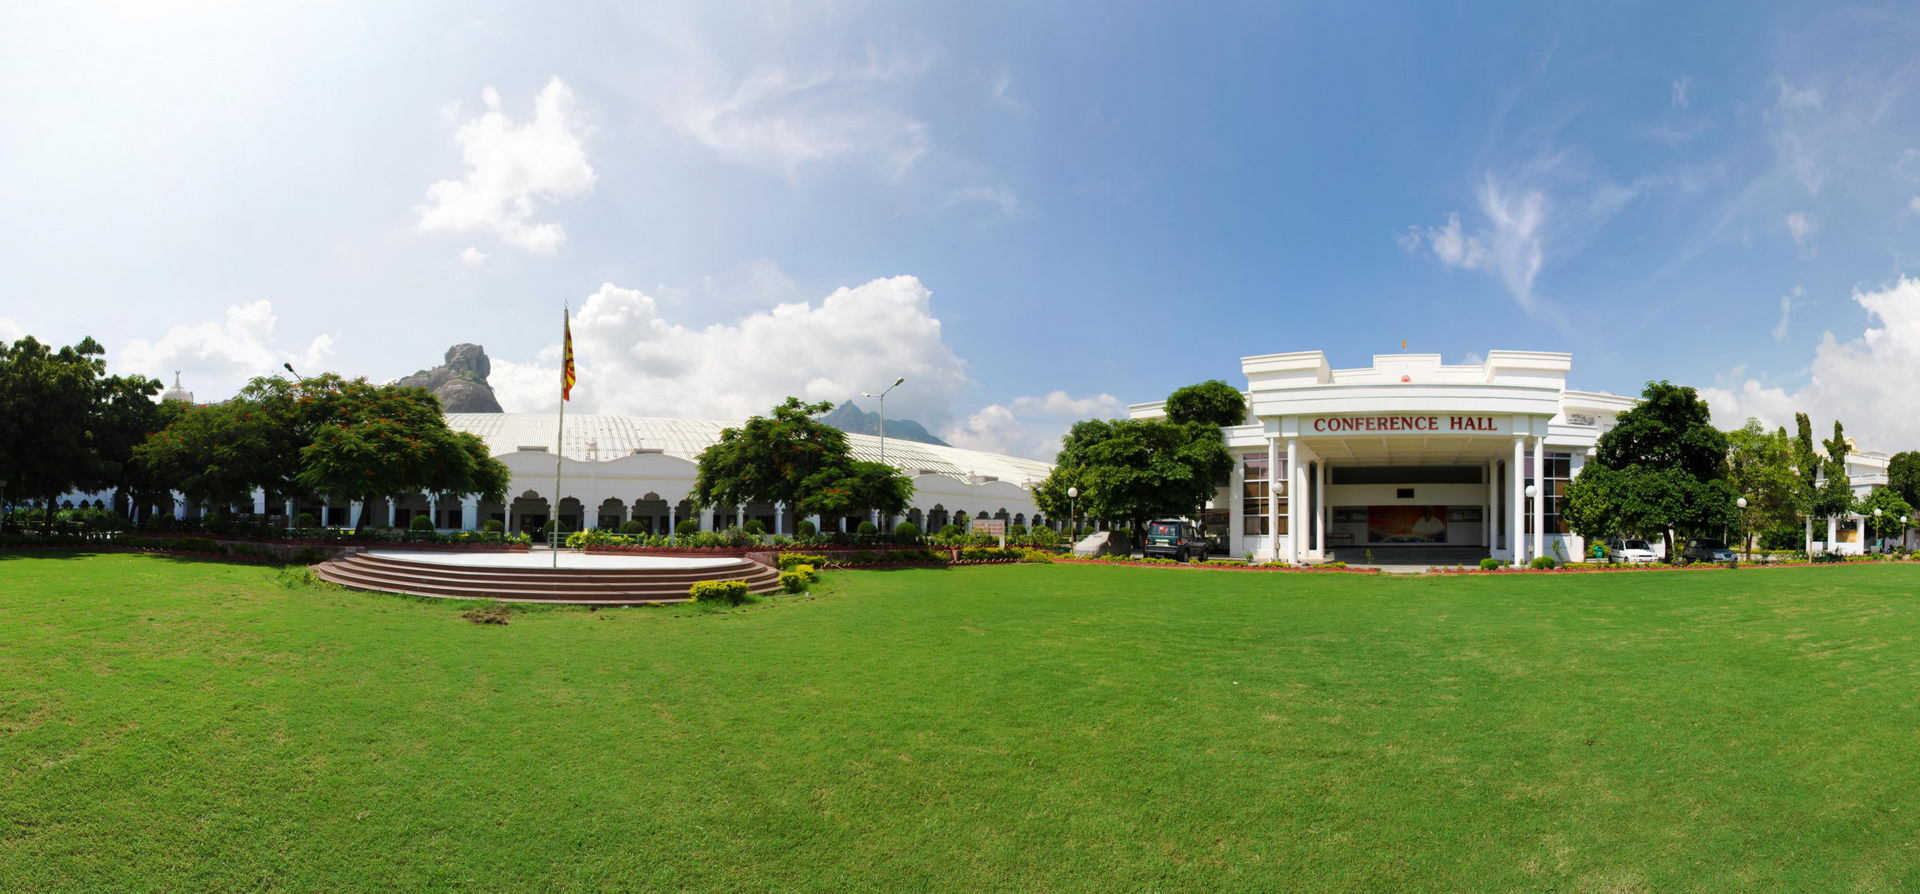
[446,413,1054,487]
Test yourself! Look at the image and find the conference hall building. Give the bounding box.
[1127,350,1894,565]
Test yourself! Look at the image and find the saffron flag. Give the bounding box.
[562,311,576,401]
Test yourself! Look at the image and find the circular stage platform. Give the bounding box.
[313,549,783,604]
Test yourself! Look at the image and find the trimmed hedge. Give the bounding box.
[690,580,750,605]
[780,571,809,593]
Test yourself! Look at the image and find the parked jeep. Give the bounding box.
[1143,519,1209,561]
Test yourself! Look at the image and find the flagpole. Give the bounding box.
[552,304,567,568]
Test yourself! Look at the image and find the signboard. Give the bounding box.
[976,518,1007,548]
[1306,414,1507,435]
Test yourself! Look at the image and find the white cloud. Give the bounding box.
[494,276,971,431]
[989,66,1028,114]
[1772,285,1804,342]
[1776,78,1823,112]
[945,390,1125,461]
[1908,195,1920,214]
[0,317,23,343]
[1703,276,1920,450]
[1786,211,1816,250]
[668,52,933,179]
[1670,77,1690,109]
[460,246,488,267]
[118,300,338,400]
[1402,176,1546,307]
[416,77,594,255]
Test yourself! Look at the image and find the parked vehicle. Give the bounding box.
[1679,538,1736,564]
[1143,519,1209,561]
[1608,538,1658,564]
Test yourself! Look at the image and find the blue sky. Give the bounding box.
[5,1,1920,458]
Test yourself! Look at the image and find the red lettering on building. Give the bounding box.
[1309,415,1500,433]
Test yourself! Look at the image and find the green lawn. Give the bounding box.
[3,554,1919,891]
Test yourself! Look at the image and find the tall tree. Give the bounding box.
[692,398,912,521]
[1857,487,1914,551]
[0,335,158,529]
[1034,380,1235,545]
[1725,420,1802,551]
[293,381,510,529]
[1164,380,1247,429]
[1568,381,1736,556]
[1888,451,1920,512]
[1813,421,1854,522]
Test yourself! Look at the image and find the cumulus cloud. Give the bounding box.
[944,390,1124,461]
[668,52,932,179]
[493,276,971,430]
[1909,196,1920,214]
[416,77,594,255]
[118,301,338,400]
[1703,276,1920,449]
[1401,176,1547,307]
[460,246,488,267]
[0,317,23,343]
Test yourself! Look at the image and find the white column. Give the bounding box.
[1827,516,1837,553]
[251,488,267,516]
[348,500,364,530]
[387,498,397,528]
[1804,516,1813,553]
[172,491,186,521]
[1285,437,1300,564]
[700,507,715,532]
[1229,456,1244,557]
[461,496,478,531]
[666,503,678,542]
[1511,437,1525,567]
[1566,452,1586,560]
[775,502,785,536]
[1265,436,1280,563]
[1319,459,1330,555]
[1531,436,1545,564]
[284,498,295,525]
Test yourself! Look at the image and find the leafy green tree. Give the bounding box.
[1792,413,1820,515]
[1033,407,1231,544]
[1813,421,1854,522]
[1857,487,1914,551]
[0,335,163,530]
[1889,451,1920,511]
[1568,381,1735,555]
[693,397,912,520]
[1164,380,1247,428]
[1725,420,1802,552]
[293,381,509,529]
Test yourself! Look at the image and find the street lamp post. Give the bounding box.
[1737,496,1749,559]
[1523,484,1538,565]
[1067,486,1079,540]
[1873,507,1884,554]
[862,377,907,468]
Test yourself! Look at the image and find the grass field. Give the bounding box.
[3,553,1919,891]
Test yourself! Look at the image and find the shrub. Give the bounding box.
[541,519,558,537]
[893,521,921,543]
[1479,557,1504,571]
[856,520,878,536]
[795,563,819,582]
[780,571,809,593]
[796,519,817,538]
[1018,548,1054,564]
[1812,552,1845,564]
[1008,523,1027,537]
[676,519,702,537]
[937,523,964,540]
[779,553,828,570]
[409,515,435,532]
[289,546,326,565]
[295,512,318,529]
[1529,555,1558,570]
[744,520,766,535]
[620,519,646,535]
[690,580,750,605]
[482,519,504,533]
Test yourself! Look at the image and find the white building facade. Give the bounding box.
[1132,351,1638,566]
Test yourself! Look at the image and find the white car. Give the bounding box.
[1610,539,1658,564]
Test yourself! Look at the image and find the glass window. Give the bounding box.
[1525,451,1572,535]
[1242,455,1289,535]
